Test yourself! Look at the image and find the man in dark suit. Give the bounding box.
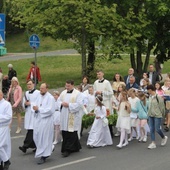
[147,64,160,85]
[124,68,139,85]
[126,76,139,90]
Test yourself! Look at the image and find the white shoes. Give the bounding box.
[148,136,168,149]
[15,127,21,134]
[143,136,147,142]
[114,132,120,137]
[136,135,140,140]
[53,140,58,145]
[138,137,144,142]
[161,136,168,146]
[122,141,129,147]
[116,144,122,148]
[117,141,129,148]
[128,137,132,142]
[53,139,63,145]
[52,144,55,152]
[148,143,156,149]
[138,136,147,142]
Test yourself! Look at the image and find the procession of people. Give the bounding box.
[0,62,170,170]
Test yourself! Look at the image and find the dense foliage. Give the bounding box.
[2,0,170,77]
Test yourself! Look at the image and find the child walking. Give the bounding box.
[115,91,131,148]
[87,95,113,147]
[128,88,140,141]
[132,92,149,142]
[53,91,62,145]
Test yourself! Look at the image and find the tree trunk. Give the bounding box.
[136,49,143,78]
[87,41,95,77]
[143,43,152,73]
[81,25,86,77]
[130,49,136,72]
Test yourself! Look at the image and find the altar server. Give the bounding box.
[19,80,40,153]
[93,70,113,114]
[0,90,12,170]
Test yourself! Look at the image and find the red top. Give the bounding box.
[27,66,41,81]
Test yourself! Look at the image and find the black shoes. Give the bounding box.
[37,156,49,165]
[164,127,169,132]
[62,151,70,157]
[19,146,27,153]
[3,160,11,170]
[32,148,36,153]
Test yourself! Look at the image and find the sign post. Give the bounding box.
[0,13,5,47]
[29,34,40,87]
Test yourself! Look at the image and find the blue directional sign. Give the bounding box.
[0,31,5,47]
[29,34,40,49]
[0,13,5,30]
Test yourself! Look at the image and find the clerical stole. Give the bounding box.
[60,89,79,132]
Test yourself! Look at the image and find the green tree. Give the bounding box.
[106,0,170,77]
[0,0,3,12]
[8,0,118,77]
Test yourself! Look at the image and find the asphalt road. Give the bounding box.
[10,118,170,170]
[0,49,78,62]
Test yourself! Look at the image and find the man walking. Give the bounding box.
[32,83,55,164]
[0,90,12,170]
[19,80,40,153]
[58,80,82,157]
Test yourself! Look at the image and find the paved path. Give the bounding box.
[0,49,78,61]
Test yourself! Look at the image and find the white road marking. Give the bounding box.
[11,135,25,139]
[41,156,96,170]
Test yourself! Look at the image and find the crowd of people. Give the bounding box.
[0,61,170,170]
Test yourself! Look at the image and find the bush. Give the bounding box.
[82,113,118,129]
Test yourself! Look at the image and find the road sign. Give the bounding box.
[0,31,5,46]
[29,34,40,49]
[0,13,5,30]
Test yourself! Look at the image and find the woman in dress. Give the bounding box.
[7,77,23,133]
[80,76,90,93]
[87,95,113,147]
[114,91,131,148]
[112,73,125,93]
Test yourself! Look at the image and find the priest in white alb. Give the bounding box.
[32,83,55,164]
[0,90,12,170]
[58,80,82,157]
[19,79,40,153]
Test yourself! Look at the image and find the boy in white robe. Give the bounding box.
[32,83,55,164]
[93,70,113,114]
[58,80,83,157]
[86,85,96,113]
[19,80,40,153]
[0,90,12,170]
